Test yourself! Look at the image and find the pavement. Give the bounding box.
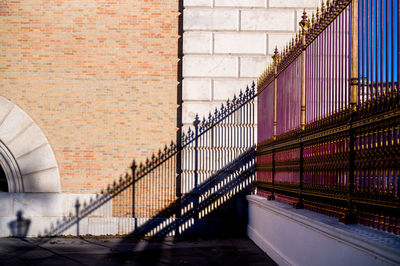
[0,236,277,266]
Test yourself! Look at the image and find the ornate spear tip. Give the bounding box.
[274,46,279,55]
[299,10,310,32]
[311,12,315,25]
[302,9,308,21]
[272,47,279,63]
[316,7,320,18]
[321,0,326,13]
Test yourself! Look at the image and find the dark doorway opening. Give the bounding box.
[0,165,8,192]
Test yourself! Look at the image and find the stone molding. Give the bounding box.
[0,97,60,192]
[247,195,400,266]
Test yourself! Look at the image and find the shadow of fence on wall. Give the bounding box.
[24,84,257,242]
[27,147,255,244]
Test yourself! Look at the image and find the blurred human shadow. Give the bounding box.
[8,210,31,238]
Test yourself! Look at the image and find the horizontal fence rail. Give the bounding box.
[257,0,399,235]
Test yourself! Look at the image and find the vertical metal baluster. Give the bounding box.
[333,17,337,113]
[339,11,343,110]
[391,0,394,96]
[211,119,214,175]
[324,23,327,116]
[217,109,220,171]
[328,21,332,115]
[398,0,400,101]
[385,0,389,97]
[360,0,364,105]
[346,4,349,107]
[380,0,383,99]
[375,0,378,104]
[367,0,373,102]
[321,25,324,116]
[370,0,374,102]
[314,40,317,120]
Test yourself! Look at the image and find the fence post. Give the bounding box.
[273,48,279,142]
[268,48,279,201]
[131,160,136,218]
[293,10,310,209]
[341,0,358,224]
[350,0,359,111]
[299,10,308,131]
[193,115,200,219]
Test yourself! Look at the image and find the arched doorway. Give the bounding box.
[0,97,60,192]
[0,165,7,192]
[0,140,23,192]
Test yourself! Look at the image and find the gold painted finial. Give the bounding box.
[321,0,326,13]
[299,9,310,32]
[272,47,279,64]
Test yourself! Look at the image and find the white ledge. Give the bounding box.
[247,195,400,266]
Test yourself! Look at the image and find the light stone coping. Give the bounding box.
[0,97,60,192]
[247,195,400,266]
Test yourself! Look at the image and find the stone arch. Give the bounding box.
[0,97,61,192]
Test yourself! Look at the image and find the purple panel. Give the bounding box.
[257,82,274,144]
[276,56,301,135]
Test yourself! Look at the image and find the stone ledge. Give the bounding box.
[247,195,400,266]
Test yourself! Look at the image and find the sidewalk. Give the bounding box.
[0,236,277,266]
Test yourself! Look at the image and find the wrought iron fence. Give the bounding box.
[35,83,257,239]
[257,0,399,235]
[113,83,256,224]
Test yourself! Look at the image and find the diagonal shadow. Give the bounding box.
[27,142,179,244]
[28,146,255,246]
[25,81,256,244]
[127,147,256,239]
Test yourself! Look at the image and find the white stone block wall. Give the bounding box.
[0,193,113,237]
[182,0,322,126]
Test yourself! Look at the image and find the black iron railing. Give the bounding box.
[34,83,257,239]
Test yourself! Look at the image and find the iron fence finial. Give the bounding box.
[193,114,200,126]
[311,12,315,26]
[273,47,279,65]
[299,10,309,32]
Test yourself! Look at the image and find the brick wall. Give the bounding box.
[182,0,321,128]
[0,0,179,193]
